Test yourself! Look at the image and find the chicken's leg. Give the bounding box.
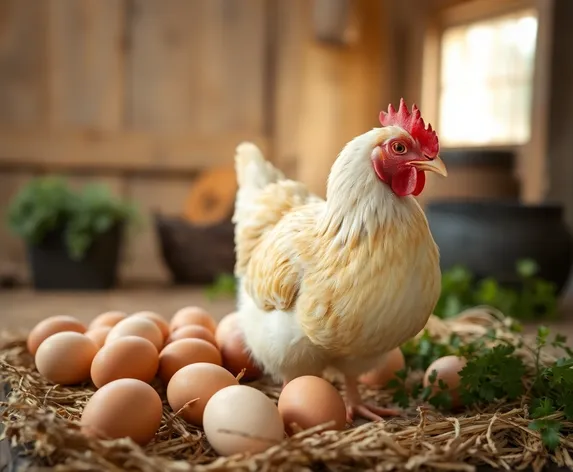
[344,376,400,423]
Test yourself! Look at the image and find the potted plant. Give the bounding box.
[6,176,139,290]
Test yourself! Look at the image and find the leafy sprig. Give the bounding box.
[205,273,237,300]
[458,344,526,405]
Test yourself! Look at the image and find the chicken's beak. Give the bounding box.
[410,156,448,177]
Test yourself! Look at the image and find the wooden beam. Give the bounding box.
[0,129,268,174]
[269,0,309,177]
[439,0,535,27]
[521,0,554,203]
[545,0,573,226]
[295,0,388,197]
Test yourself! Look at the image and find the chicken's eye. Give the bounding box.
[391,142,407,154]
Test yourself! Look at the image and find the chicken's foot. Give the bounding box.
[344,376,400,423]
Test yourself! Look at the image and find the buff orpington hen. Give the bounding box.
[232,98,448,422]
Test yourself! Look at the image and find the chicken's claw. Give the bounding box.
[345,403,400,423]
[344,375,400,423]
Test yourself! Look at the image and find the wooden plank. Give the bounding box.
[120,176,193,283]
[0,129,268,173]
[270,0,309,176]
[219,0,266,135]
[0,171,38,284]
[0,0,47,126]
[58,174,126,198]
[126,0,201,131]
[47,0,125,129]
[127,0,266,135]
[438,0,535,27]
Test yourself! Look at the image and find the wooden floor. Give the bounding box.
[0,287,236,334]
[2,286,573,341]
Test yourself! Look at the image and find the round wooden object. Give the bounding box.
[183,166,237,225]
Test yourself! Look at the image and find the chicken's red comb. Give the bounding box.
[379,98,439,158]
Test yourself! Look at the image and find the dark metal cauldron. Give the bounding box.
[425,199,573,294]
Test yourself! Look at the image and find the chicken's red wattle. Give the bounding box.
[373,159,426,197]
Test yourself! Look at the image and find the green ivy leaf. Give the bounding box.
[392,388,411,409]
[532,398,555,418]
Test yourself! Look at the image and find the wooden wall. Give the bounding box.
[0,0,388,285]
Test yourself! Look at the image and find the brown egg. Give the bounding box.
[219,327,263,381]
[35,332,98,385]
[85,326,111,349]
[423,355,467,408]
[203,385,284,456]
[81,378,163,446]
[167,363,239,426]
[358,347,406,387]
[166,325,217,347]
[132,311,170,341]
[278,376,346,435]
[27,315,86,356]
[106,317,163,351]
[88,311,128,330]
[90,336,159,388]
[158,338,222,384]
[170,306,217,334]
[215,312,237,347]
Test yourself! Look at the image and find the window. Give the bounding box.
[438,9,538,147]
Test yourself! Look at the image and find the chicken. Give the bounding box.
[232,98,448,422]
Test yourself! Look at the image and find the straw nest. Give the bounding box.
[1,307,572,472]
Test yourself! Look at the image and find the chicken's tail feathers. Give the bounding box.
[234,141,285,190]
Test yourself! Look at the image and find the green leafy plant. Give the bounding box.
[65,183,139,260]
[7,176,139,261]
[458,344,527,405]
[6,176,74,246]
[401,330,462,371]
[435,259,559,321]
[395,324,573,451]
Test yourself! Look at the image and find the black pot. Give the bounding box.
[425,200,573,294]
[440,148,516,168]
[154,214,235,285]
[27,225,123,291]
[422,148,519,203]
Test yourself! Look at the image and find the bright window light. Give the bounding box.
[438,10,538,147]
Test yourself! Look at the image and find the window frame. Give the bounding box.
[421,0,538,147]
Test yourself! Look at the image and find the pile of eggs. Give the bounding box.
[28,309,468,456]
[28,307,358,456]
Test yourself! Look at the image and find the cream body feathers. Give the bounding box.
[233,128,441,382]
